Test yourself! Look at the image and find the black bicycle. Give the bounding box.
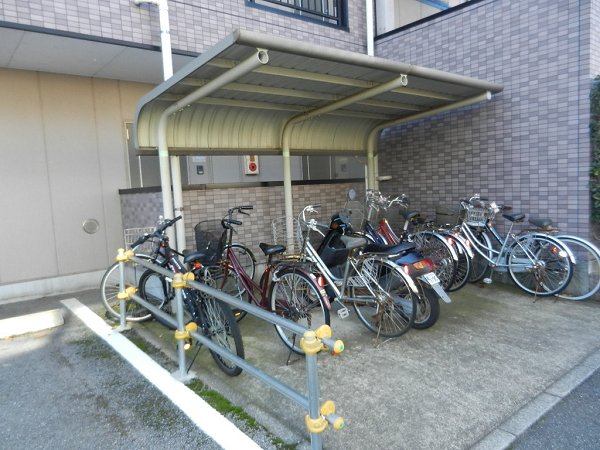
[134,216,245,377]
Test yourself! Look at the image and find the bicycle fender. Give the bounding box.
[527,233,576,263]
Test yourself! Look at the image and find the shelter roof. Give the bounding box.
[134,29,503,156]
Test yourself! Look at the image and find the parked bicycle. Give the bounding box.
[363,190,459,291]
[294,204,418,338]
[344,192,451,329]
[133,216,245,376]
[205,205,331,355]
[454,195,575,296]
[518,217,600,301]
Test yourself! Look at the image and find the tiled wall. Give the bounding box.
[376,0,594,238]
[0,0,367,54]
[120,182,365,255]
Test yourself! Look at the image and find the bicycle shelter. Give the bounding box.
[134,29,503,251]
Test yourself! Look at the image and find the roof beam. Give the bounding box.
[207,58,460,101]
[178,78,425,111]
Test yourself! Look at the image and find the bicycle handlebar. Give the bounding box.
[130,215,182,248]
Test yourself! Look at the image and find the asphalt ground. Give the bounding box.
[1,282,600,449]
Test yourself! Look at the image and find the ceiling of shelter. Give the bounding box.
[135,30,503,156]
[0,25,192,84]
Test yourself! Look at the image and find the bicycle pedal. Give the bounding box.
[482,278,493,284]
[337,307,350,319]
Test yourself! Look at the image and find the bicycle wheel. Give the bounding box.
[199,295,245,376]
[411,231,457,291]
[269,268,330,355]
[138,269,175,328]
[555,235,600,301]
[507,235,573,296]
[100,257,153,322]
[468,229,493,283]
[224,243,256,280]
[212,264,250,322]
[352,257,416,338]
[412,284,440,330]
[446,234,472,292]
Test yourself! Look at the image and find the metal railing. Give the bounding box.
[114,249,345,449]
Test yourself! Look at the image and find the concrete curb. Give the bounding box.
[0,308,64,339]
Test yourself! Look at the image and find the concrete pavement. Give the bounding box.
[1,282,600,449]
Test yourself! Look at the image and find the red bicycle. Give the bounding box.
[198,206,330,355]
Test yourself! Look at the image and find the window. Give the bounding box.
[247,0,348,28]
[376,0,475,35]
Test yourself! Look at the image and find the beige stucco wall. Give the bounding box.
[0,68,151,285]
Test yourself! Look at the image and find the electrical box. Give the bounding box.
[244,155,259,175]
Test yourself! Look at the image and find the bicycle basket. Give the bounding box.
[271,217,304,253]
[124,226,157,254]
[464,205,496,227]
[194,219,226,265]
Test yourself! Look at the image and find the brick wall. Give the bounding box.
[0,0,367,53]
[375,0,593,237]
[120,181,364,255]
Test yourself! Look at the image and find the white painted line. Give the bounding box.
[0,309,64,339]
[61,298,262,450]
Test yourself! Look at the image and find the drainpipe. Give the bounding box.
[366,0,375,57]
[366,91,493,189]
[281,73,408,249]
[134,0,187,250]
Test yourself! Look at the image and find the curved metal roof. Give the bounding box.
[134,29,503,156]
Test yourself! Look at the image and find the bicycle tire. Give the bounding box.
[269,267,330,355]
[446,234,472,292]
[100,255,154,322]
[468,230,493,283]
[507,234,573,296]
[411,231,457,291]
[224,243,256,283]
[200,296,245,376]
[138,269,177,328]
[555,235,600,301]
[352,257,416,338]
[412,284,440,329]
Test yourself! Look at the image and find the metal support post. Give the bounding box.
[115,249,131,332]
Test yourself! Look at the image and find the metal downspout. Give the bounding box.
[135,0,189,249]
[155,49,269,243]
[366,0,375,57]
[366,91,493,189]
[280,74,410,247]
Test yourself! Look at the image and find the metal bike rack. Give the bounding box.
[114,249,345,450]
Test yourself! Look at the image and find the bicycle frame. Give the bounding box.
[299,214,418,317]
[460,217,575,271]
[222,245,272,309]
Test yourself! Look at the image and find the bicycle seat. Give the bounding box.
[339,235,368,250]
[529,217,553,229]
[259,242,286,256]
[183,251,210,264]
[363,241,416,254]
[502,213,526,222]
[400,210,420,220]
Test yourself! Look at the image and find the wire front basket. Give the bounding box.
[194,219,227,265]
[271,217,305,253]
[464,206,496,227]
[124,226,156,254]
